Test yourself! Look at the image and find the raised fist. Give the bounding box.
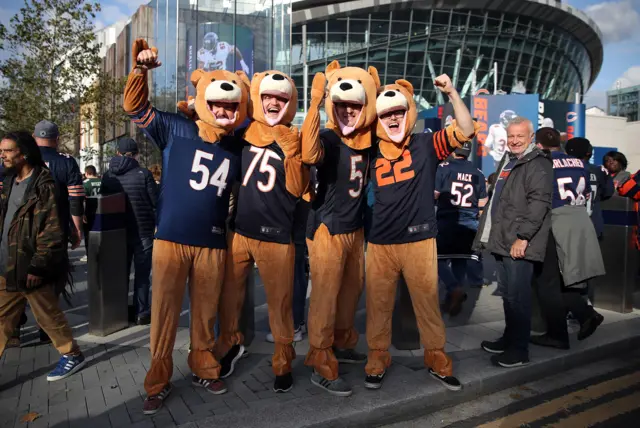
[132,38,161,70]
[434,74,455,96]
[311,72,327,106]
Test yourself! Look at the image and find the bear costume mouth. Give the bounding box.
[258,73,293,126]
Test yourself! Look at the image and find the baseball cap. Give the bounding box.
[117,138,138,154]
[565,137,592,159]
[34,120,59,139]
[454,141,472,158]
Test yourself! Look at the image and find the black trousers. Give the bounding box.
[533,231,595,343]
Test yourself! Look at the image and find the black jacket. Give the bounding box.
[473,145,553,263]
[101,156,158,241]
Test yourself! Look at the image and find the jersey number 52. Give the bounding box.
[450,182,474,207]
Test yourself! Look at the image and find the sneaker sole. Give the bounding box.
[143,387,172,415]
[481,345,504,355]
[429,371,462,391]
[364,381,382,390]
[220,345,245,379]
[273,384,293,393]
[310,377,353,397]
[47,359,87,382]
[498,360,529,368]
[266,335,303,343]
[192,381,228,395]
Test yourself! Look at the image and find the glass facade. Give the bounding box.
[148,0,292,113]
[291,8,593,112]
[607,86,640,122]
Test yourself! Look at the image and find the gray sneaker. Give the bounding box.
[310,371,353,397]
[334,348,367,364]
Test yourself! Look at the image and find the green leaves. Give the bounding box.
[0,0,103,150]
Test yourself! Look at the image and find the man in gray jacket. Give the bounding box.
[473,117,553,368]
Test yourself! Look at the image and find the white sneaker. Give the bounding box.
[266,324,305,343]
[80,255,88,262]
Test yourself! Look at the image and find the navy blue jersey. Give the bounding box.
[368,130,454,245]
[586,163,614,237]
[129,101,242,249]
[40,146,85,237]
[307,129,369,239]
[551,151,591,209]
[233,138,298,244]
[435,158,487,226]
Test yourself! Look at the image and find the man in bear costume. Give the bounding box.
[215,70,309,393]
[124,39,250,415]
[364,75,478,391]
[300,61,380,396]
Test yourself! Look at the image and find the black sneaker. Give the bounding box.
[428,368,462,391]
[364,371,386,390]
[220,345,245,379]
[273,372,293,393]
[530,334,569,350]
[136,314,151,326]
[491,352,529,368]
[334,348,367,364]
[578,312,604,341]
[481,338,506,354]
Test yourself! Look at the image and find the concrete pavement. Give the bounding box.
[0,247,639,428]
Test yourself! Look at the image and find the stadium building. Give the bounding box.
[85,0,603,167]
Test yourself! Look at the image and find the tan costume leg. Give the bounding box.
[365,243,402,376]
[214,232,253,359]
[401,239,452,376]
[188,247,226,380]
[304,224,349,380]
[334,228,365,350]
[251,237,296,376]
[144,240,191,396]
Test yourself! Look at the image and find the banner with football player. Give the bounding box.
[471,94,539,175]
[186,22,254,97]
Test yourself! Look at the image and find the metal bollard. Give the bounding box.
[593,194,637,313]
[391,277,421,350]
[87,193,129,336]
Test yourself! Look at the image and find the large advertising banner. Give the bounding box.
[471,94,539,175]
[540,100,586,141]
[186,22,254,98]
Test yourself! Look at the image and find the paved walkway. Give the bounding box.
[1,247,638,428]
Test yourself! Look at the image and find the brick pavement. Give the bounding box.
[1,248,638,428]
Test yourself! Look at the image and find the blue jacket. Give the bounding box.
[101,156,158,242]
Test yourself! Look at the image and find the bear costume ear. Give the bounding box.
[190,69,205,89]
[236,70,251,92]
[368,66,381,88]
[325,60,341,79]
[396,79,414,95]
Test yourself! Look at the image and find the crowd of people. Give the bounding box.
[0,36,635,418]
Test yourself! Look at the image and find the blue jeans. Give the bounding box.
[127,237,153,318]
[292,243,309,327]
[494,255,535,357]
[438,256,484,293]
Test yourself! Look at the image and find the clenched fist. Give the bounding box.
[434,74,456,96]
[132,39,161,71]
[311,72,327,106]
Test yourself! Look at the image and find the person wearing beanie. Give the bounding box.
[435,141,488,317]
[565,137,614,239]
[101,138,158,325]
[531,128,605,350]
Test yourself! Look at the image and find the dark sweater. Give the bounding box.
[101,156,158,242]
